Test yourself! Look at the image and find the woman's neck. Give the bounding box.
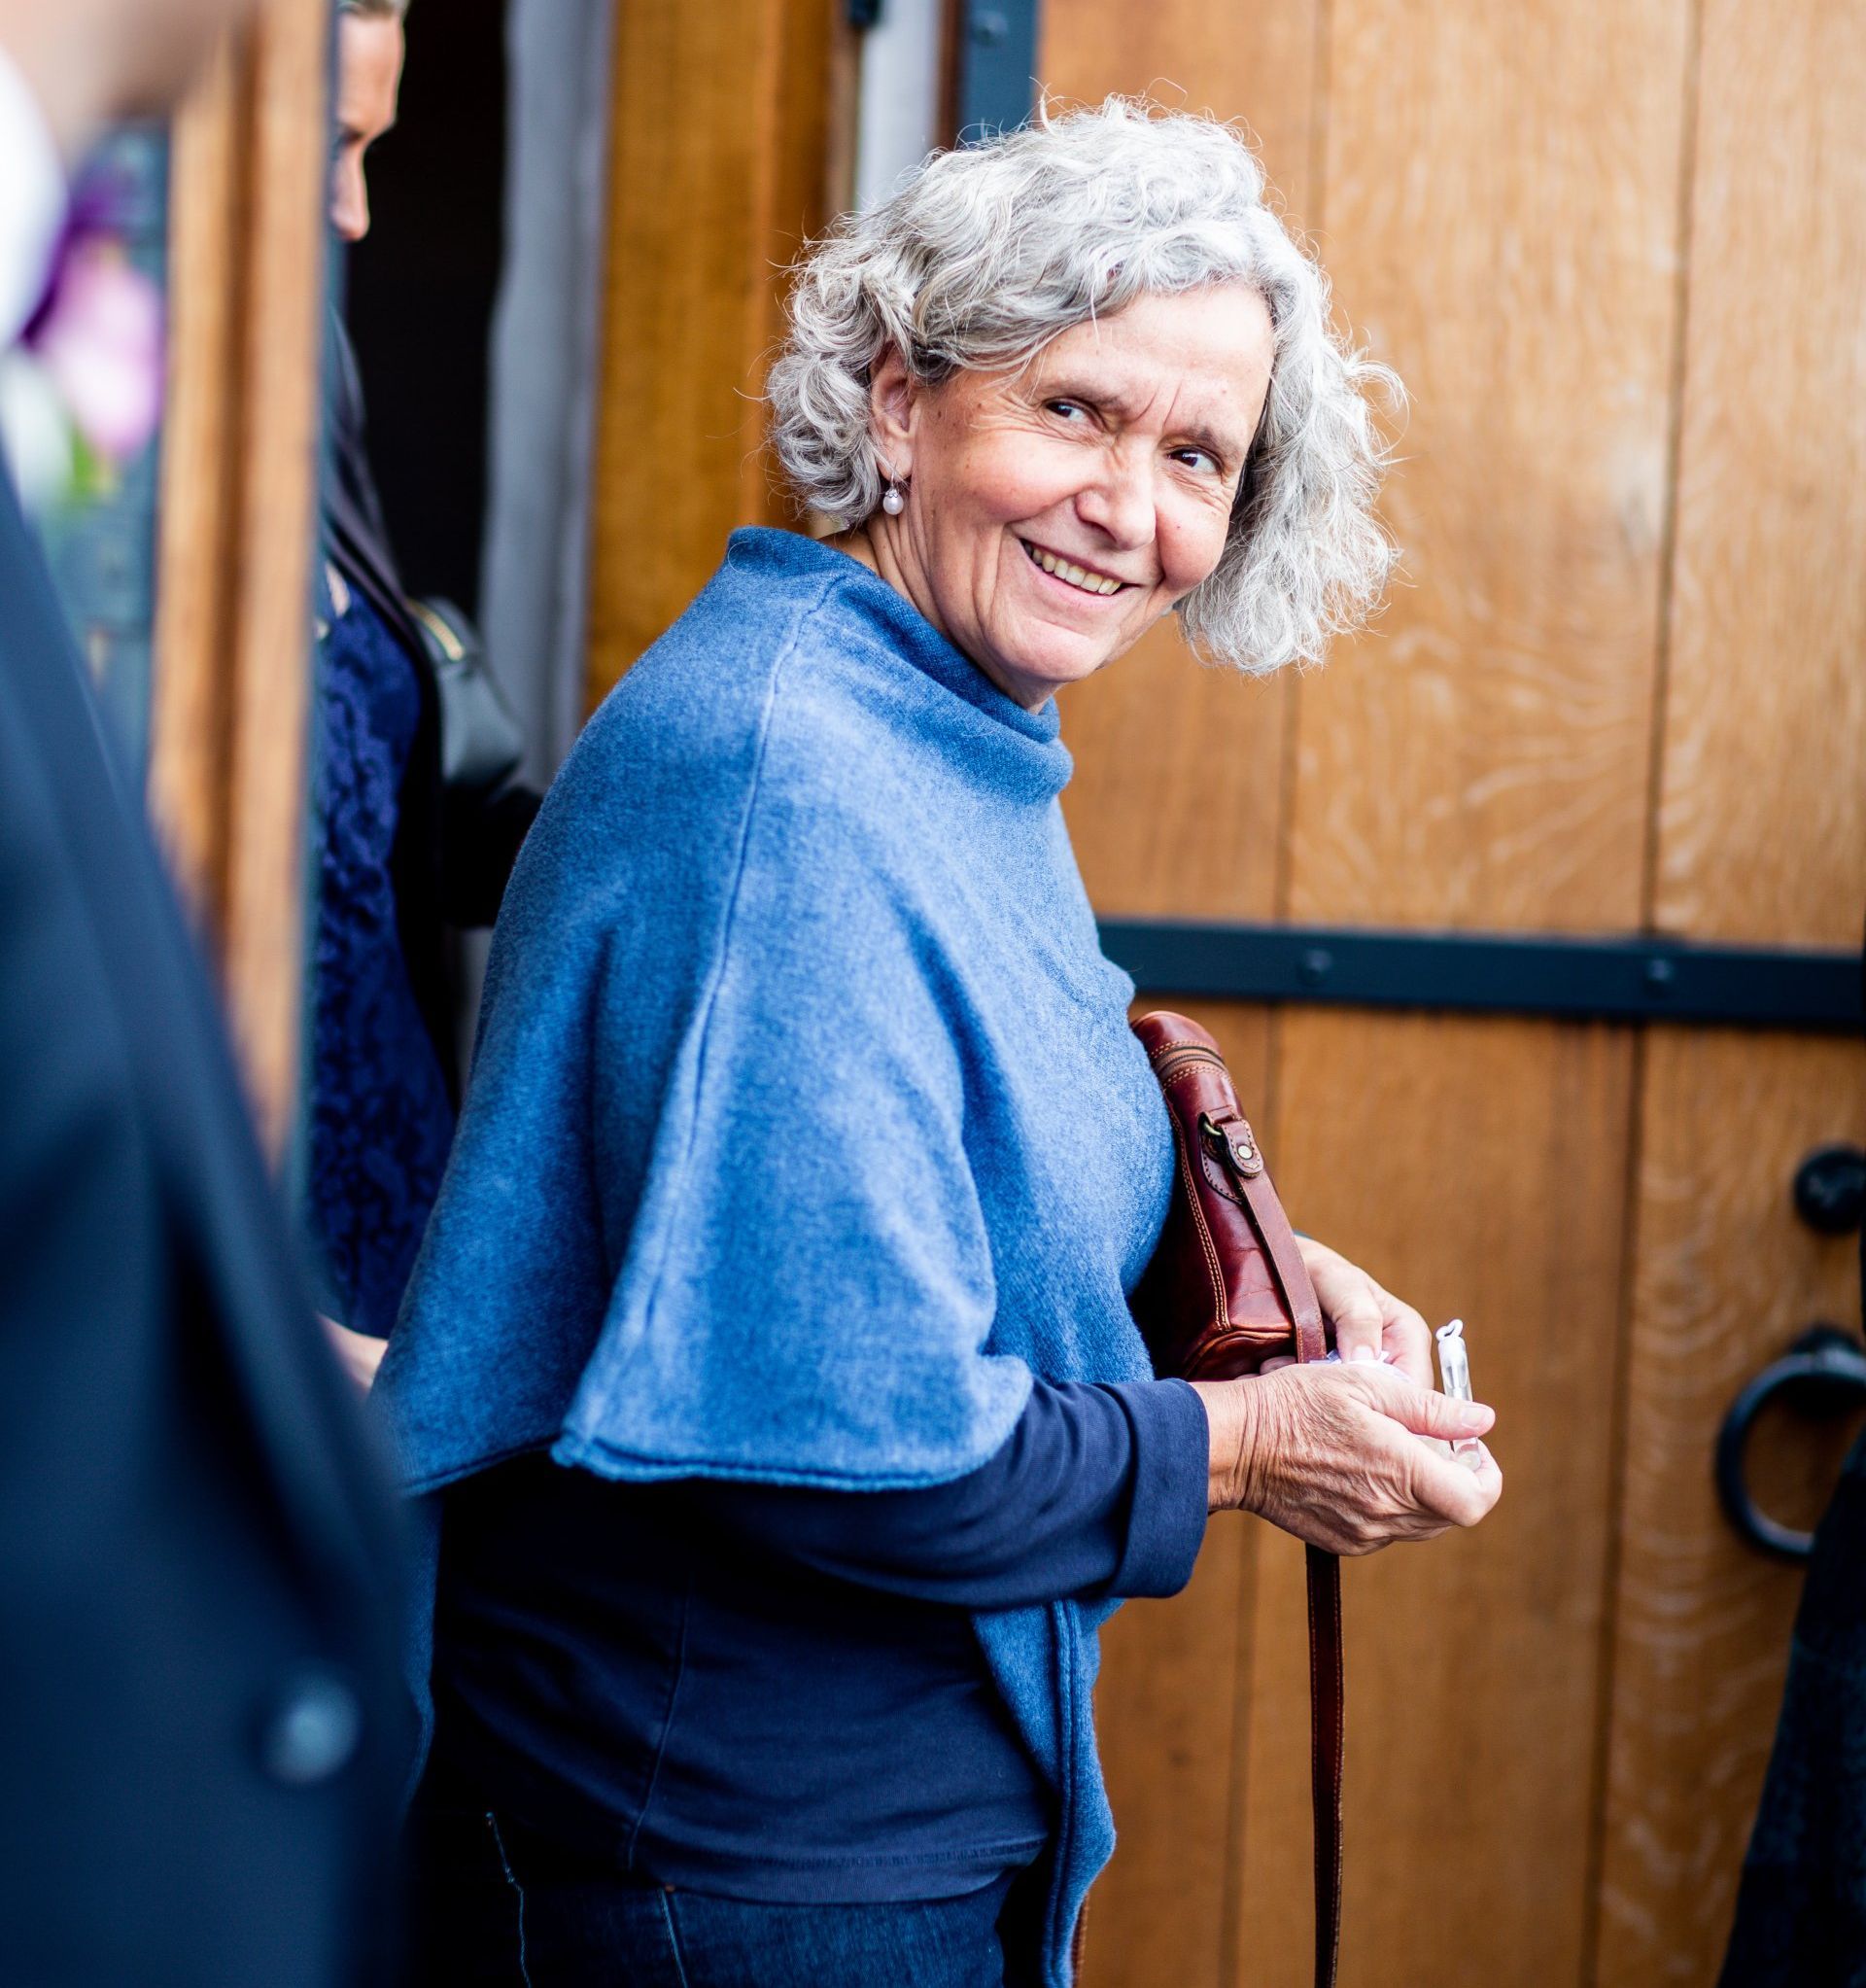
[823,518,1040,713]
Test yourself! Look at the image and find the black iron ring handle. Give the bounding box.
[1715,1325,1866,1560]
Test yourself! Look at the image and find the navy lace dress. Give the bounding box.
[307,569,457,1338]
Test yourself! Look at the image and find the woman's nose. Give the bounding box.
[1075,462,1157,550]
[330,159,370,244]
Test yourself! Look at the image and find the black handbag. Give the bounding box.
[403,596,526,796]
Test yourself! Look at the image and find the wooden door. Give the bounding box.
[576,4,1865,1973]
[1036,2,1866,1983]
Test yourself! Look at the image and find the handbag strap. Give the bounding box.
[1212,1111,1329,1367]
[1214,1113,1343,1988]
[1304,1547,1344,1988]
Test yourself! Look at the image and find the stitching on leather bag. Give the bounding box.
[1160,1063,1251,1208]
[1174,1124,1229,1330]
[1199,1143,1247,1207]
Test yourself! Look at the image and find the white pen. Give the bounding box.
[1434,1318,1482,1465]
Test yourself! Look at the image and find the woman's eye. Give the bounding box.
[1172,447,1221,474]
[1047,400,1088,423]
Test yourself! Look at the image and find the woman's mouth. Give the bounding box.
[1019,538,1127,597]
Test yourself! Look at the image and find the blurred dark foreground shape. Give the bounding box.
[1720,1428,1866,1985]
[0,0,408,1979]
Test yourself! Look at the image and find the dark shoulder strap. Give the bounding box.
[1305,1545,1344,1988]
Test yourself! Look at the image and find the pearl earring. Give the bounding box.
[881,477,906,517]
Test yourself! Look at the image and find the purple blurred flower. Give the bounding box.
[19,172,163,474]
[29,237,163,467]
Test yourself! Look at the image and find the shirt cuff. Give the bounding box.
[1105,1378,1208,1599]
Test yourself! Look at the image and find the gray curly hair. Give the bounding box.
[766,98,1400,673]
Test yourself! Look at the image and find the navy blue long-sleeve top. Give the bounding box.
[428,1375,1207,1901]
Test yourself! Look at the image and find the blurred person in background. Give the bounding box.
[0,0,407,1980]
[314,0,538,1390]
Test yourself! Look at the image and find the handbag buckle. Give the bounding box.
[1200,1111,1264,1179]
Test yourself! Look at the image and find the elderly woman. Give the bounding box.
[380,99,1501,1988]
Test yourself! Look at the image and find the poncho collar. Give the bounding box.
[724,526,1072,798]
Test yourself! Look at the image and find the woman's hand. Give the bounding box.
[1192,1361,1501,1553]
[1294,1236,1434,1384]
[323,1315,386,1391]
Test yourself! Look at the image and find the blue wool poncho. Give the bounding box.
[377,526,1178,1984]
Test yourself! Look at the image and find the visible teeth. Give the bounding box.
[1024,541,1122,595]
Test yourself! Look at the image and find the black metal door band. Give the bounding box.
[1096,919,1865,1032]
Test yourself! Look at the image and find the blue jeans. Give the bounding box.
[402,1801,1029,1987]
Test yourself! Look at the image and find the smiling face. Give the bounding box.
[847,285,1276,710]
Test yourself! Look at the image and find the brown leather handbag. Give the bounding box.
[1128,1011,1344,1988]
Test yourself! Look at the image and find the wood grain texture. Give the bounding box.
[1059,649,1291,922]
[219,0,329,1160]
[1650,0,1866,947]
[149,40,241,929]
[1087,1004,1271,1988]
[584,0,839,704]
[1288,0,1692,930]
[1035,0,1322,221]
[1234,1011,1634,1986]
[1037,0,1319,924]
[147,5,328,1158]
[1593,1030,1866,1985]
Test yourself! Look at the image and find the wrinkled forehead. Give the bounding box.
[1017,287,1275,444]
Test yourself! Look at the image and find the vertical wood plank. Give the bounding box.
[1594,1032,1866,1984]
[147,2,329,1159]
[221,0,330,1159]
[1234,1011,1635,1986]
[1038,0,1319,924]
[1288,0,1691,931]
[1034,0,1323,226]
[1232,1,1690,1976]
[1650,0,1866,947]
[149,41,241,928]
[1086,1004,1272,1988]
[585,0,841,704]
[1059,654,1291,922]
[1592,9,1866,1976]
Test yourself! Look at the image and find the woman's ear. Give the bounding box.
[868,345,917,481]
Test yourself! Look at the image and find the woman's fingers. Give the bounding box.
[1379,1295,1435,1388]
[1351,1364,1494,1446]
[1214,1361,1503,1556]
[1407,1437,1503,1530]
[1294,1235,1437,1385]
[1296,1238,1385,1362]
